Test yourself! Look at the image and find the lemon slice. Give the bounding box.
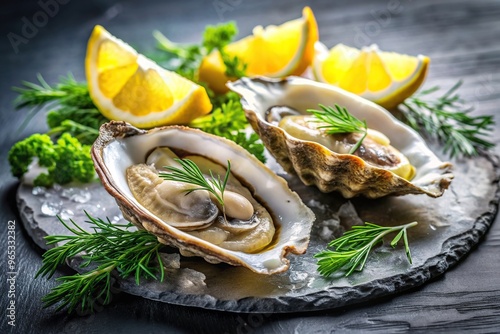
[198,6,318,94]
[313,43,430,109]
[86,25,212,128]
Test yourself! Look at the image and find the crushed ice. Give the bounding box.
[317,218,342,242]
[61,187,91,203]
[60,209,74,220]
[41,201,63,216]
[338,201,364,228]
[32,186,46,196]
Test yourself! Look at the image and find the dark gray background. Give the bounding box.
[1,0,500,333]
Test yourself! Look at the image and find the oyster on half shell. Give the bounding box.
[228,76,453,198]
[92,121,315,274]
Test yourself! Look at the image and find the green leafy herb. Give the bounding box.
[315,221,418,277]
[223,130,266,163]
[401,81,495,158]
[202,21,238,52]
[47,119,100,145]
[46,107,106,144]
[153,30,203,80]
[190,94,247,134]
[154,21,246,80]
[308,104,368,154]
[159,158,230,210]
[219,50,247,78]
[36,212,165,313]
[8,132,95,187]
[189,92,266,163]
[201,22,246,77]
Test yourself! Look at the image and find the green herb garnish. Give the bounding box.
[14,73,93,110]
[401,81,495,158]
[188,92,266,163]
[222,130,266,164]
[153,24,264,161]
[13,73,107,143]
[36,212,165,313]
[159,158,230,211]
[190,94,248,134]
[315,221,418,277]
[308,104,368,154]
[154,21,246,80]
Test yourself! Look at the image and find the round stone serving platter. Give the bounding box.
[17,151,500,313]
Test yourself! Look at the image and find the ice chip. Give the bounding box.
[41,200,63,216]
[60,209,74,220]
[32,186,46,196]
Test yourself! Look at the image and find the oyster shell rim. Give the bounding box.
[91,121,316,275]
[228,76,454,198]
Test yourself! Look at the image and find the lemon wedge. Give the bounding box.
[313,43,429,109]
[86,25,212,128]
[198,6,318,94]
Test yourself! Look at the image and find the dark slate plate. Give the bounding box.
[17,152,500,313]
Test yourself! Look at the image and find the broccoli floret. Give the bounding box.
[8,132,95,187]
[52,133,95,185]
[34,172,55,188]
[8,134,57,177]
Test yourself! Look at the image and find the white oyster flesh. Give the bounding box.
[128,150,276,252]
[127,163,219,231]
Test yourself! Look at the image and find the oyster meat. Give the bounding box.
[228,76,453,198]
[277,113,415,180]
[126,148,275,253]
[92,121,315,274]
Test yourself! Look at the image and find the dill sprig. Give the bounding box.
[401,81,495,158]
[159,158,230,210]
[36,212,165,313]
[315,221,418,277]
[308,104,368,154]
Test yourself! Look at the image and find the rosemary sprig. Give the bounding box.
[401,81,495,158]
[36,212,165,313]
[159,158,230,209]
[13,73,93,109]
[46,119,100,145]
[314,221,418,277]
[308,104,368,154]
[13,73,107,141]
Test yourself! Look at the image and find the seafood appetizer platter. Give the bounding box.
[11,7,499,313]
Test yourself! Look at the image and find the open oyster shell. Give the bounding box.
[92,121,315,274]
[228,76,453,198]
